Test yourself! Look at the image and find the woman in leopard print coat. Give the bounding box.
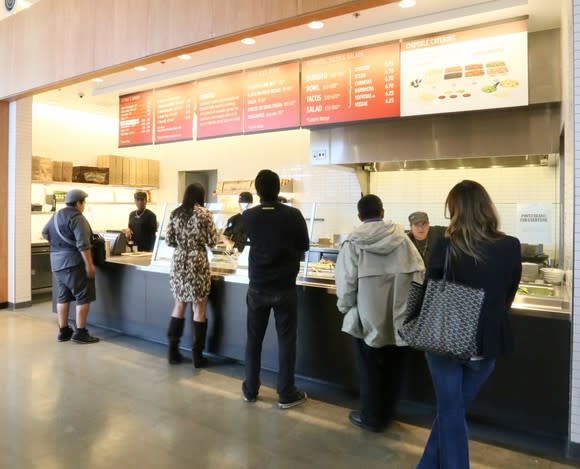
[165,183,218,368]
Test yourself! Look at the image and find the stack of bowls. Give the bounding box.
[521,262,539,282]
[541,268,565,285]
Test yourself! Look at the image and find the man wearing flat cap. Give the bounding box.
[407,211,446,267]
[42,189,100,344]
[126,191,158,252]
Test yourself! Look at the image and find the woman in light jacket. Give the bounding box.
[417,180,521,469]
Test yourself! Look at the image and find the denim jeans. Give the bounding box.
[417,353,496,469]
[242,287,298,399]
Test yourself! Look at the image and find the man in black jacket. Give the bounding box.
[242,170,310,408]
[407,211,446,267]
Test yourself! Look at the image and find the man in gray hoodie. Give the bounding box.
[335,194,424,432]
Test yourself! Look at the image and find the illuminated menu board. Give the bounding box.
[244,62,300,133]
[119,91,154,147]
[154,82,195,144]
[301,43,400,126]
[400,20,528,116]
[196,73,244,139]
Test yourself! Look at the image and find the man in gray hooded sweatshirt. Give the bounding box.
[335,194,424,432]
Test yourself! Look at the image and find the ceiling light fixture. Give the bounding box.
[178,54,192,60]
[308,21,324,30]
[134,66,148,72]
[92,78,104,83]
[398,0,416,8]
[240,38,256,45]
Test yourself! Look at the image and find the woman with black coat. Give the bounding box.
[416,180,521,469]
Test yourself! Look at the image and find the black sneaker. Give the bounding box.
[57,326,74,342]
[348,410,383,433]
[243,393,257,403]
[71,328,100,344]
[278,390,307,409]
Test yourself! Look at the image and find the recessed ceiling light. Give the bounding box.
[92,78,104,83]
[241,38,256,45]
[398,0,416,7]
[308,21,324,30]
[134,66,147,72]
[178,54,192,60]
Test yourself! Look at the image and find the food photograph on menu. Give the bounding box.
[400,20,528,117]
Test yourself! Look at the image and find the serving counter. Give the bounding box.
[80,251,571,439]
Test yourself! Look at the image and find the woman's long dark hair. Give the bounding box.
[445,180,504,261]
[175,183,205,216]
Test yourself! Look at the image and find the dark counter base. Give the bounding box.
[63,262,570,438]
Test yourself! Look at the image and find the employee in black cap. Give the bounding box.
[222,191,253,254]
[126,191,158,252]
[42,189,100,344]
[407,211,446,267]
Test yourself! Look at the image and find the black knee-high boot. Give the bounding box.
[167,317,185,364]
[192,320,208,368]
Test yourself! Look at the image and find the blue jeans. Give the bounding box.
[417,353,495,469]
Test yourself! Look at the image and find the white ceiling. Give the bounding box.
[35,0,562,116]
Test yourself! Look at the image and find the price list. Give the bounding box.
[119,91,154,147]
[244,62,300,133]
[154,82,195,144]
[196,73,244,139]
[300,43,400,126]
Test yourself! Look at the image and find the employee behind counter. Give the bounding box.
[222,191,253,254]
[124,191,158,252]
[407,211,446,267]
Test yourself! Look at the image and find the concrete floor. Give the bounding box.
[0,302,578,469]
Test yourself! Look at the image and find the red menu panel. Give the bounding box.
[301,43,400,126]
[196,73,244,139]
[244,62,300,133]
[119,91,154,147]
[154,82,195,144]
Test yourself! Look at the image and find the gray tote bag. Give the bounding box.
[398,246,485,360]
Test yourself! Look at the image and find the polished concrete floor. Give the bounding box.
[1,301,578,469]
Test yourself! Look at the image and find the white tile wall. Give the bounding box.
[8,97,32,305]
[371,166,559,257]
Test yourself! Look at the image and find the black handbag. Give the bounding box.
[90,234,106,265]
[398,246,485,359]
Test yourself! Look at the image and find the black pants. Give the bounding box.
[355,338,408,428]
[243,287,298,399]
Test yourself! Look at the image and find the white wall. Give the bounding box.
[570,0,580,447]
[31,102,363,241]
[371,165,560,258]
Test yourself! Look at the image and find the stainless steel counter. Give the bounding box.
[106,256,570,318]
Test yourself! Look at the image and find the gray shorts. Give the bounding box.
[54,265,96,305]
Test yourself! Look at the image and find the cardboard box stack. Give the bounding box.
[97,155,159,187]
[32,156,53,181]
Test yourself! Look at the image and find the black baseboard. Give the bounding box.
[566,441,580,460]
[8,301,32,310]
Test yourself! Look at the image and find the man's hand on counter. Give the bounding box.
[124,228,133,240]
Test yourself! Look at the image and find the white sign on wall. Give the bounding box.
[400,20,528,117]
[516,204,552,244]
